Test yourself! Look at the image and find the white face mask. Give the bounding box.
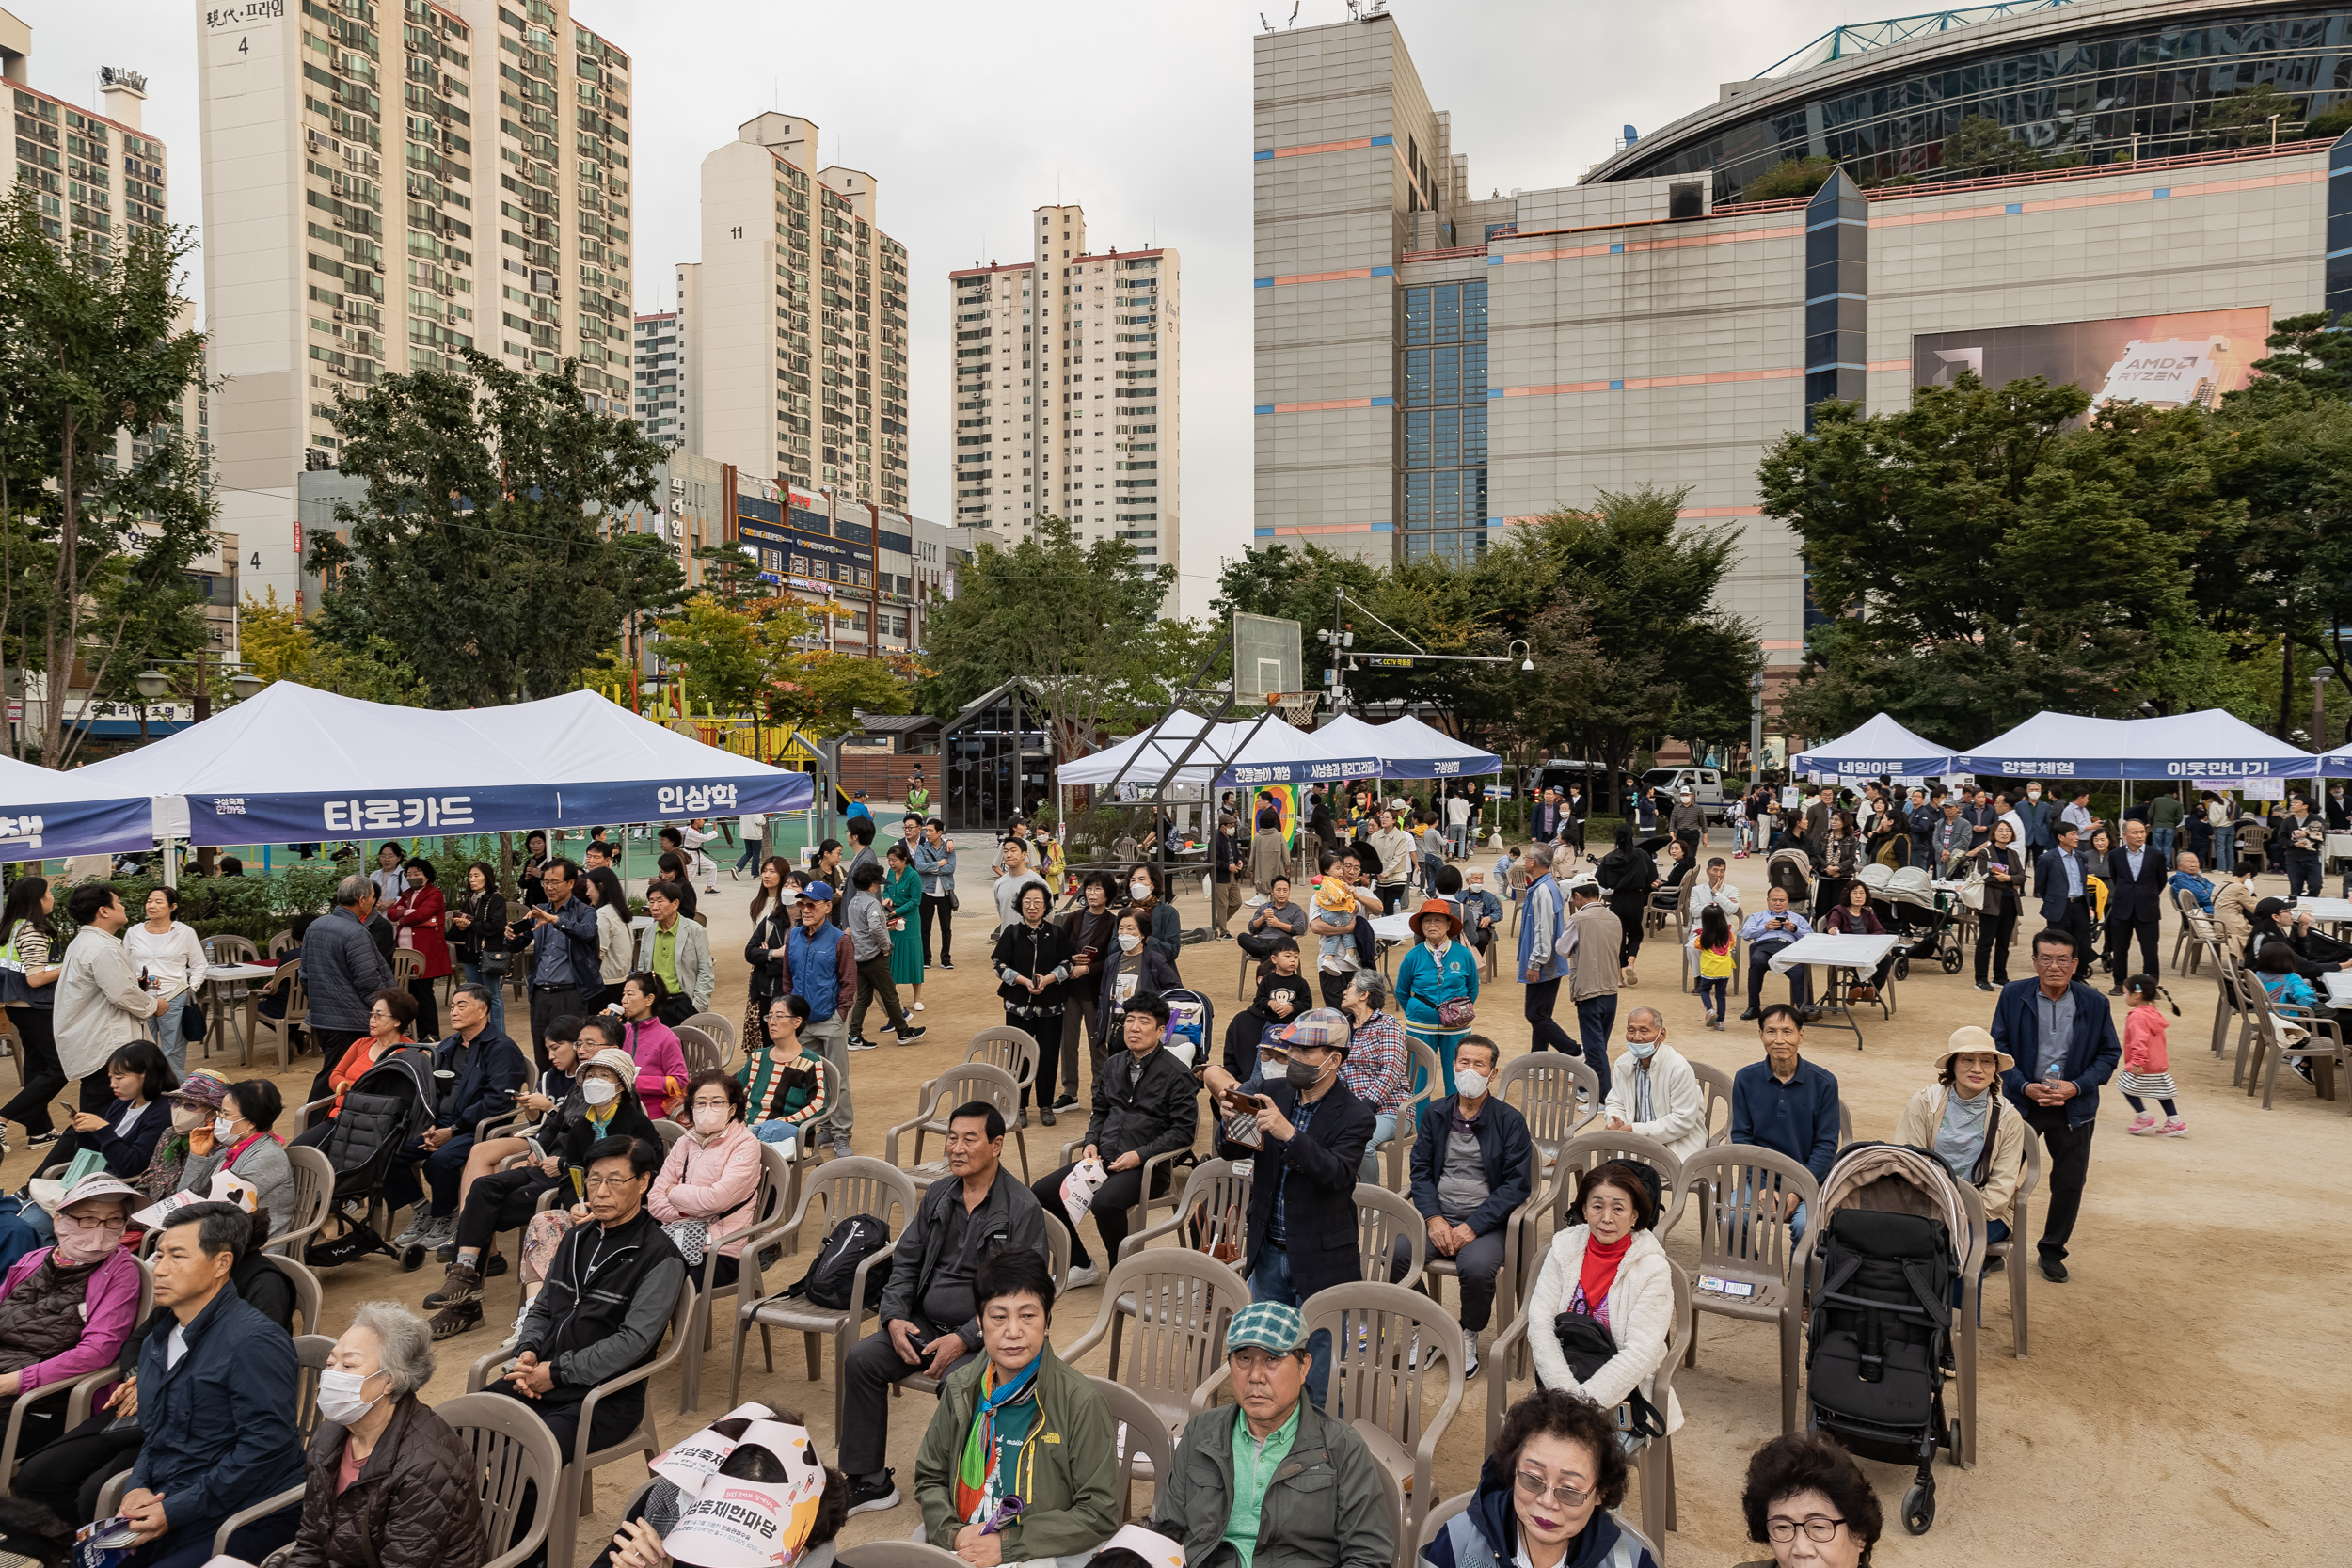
[1129,882,1152,901]
[692,1105,729,1134]
[316,1368,383,1427]
[581,1077,620,1107]
[1118,932,1141,953]
[1628,1037,1659,1062]
[1454,1069,1489,1101]
[212,1115,236,1141]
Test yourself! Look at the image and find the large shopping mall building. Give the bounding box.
[1253,0,2352,668]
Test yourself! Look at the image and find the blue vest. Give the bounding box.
[787,920,845,1019]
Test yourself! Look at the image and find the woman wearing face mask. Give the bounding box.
[169,1075,297,1239]
[1124,864,1184,971]
[0,1175,143,1452]
[1393,897,1482,1096]
[471,1035,658,1346]
[649,1069,761,1290]
[1420,1388,1657,1568]
[1092,907,1180,1047]
[1523,1162,1683,1456]
[284,1303,486,1568]
[386,856,450,1039]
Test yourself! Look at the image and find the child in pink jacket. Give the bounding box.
[2121,974,2185,1136]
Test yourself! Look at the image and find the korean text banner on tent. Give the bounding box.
[185,772,813,847]
[0,795,156,862]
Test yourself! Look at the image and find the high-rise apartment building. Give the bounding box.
[3,8,168,261]
[947,204,1179,589]
[676,112,908,507]
[631,309,677,445]
[198,0,635,611]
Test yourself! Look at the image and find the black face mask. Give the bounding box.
[1283,1056,1327,1092]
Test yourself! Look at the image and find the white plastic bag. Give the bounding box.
[1059,1159,1109,1222]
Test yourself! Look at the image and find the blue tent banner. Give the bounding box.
[0,795,158,861]
[185,771,816,848]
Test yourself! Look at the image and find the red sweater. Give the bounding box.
[2122,1004,2170,1074]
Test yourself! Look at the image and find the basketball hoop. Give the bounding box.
[1267,691,1320,728]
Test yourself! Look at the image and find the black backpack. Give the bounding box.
[1549,1311,1669,1438]
[784,1213,895,1310]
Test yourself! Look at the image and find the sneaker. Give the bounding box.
[912,1001,926,1012]
[2038,1255,2070,1284]
[498,1308,528,1352]
[1975,980,1995,993]
[427,1212,457,1246]
[897,1025,928,1043]
[938,958,955,971]
[429,1300,484,1339]
[391,1212,435,1248]
[24,1129,61,1147]
[1461,1340,1481,1380]
[1040,1106,1057,1126]
[2159,1117,2188,1137]
[1065,1262,1102,1288]
[2126,1113,2158,1135]
[423,1262,483,1309]
[845,1472,900,1516]
[847,1037,877,1053]
[2292,1056,2316,1085]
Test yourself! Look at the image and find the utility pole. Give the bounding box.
[2313,669,2331,752]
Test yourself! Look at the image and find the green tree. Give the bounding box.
[1740,156,1840,201]
[308,349,686,705]
[1758,372,2238,741]
[2201,82,2301,148]
[690,540,771,612]
[767,647,915,737]
[917,515,1184,757]
[0,186,213,763]
[237,589,428,704]
[646,592,803,716]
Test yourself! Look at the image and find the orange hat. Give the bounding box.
[1409,897,1462,940]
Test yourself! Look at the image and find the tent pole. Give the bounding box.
[162,836,178,890]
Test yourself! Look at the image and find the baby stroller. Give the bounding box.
[1765,847,1813,912]
[1804,1142,1979,1536]
[306,1044,438,1269]
[1855,863,1963,975]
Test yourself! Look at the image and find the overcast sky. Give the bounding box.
[21,0,1864,618]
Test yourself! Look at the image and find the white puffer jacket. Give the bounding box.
[1524,1225,1684,1434]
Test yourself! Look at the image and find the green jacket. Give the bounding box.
[1148,1400,1394,1568]
[914,1342,1120,1562]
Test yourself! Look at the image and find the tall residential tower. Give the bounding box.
[947,202,1178,585]
[198,0,634,610]
[676,111,909,507]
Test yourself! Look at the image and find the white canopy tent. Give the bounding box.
[1791,713,1961,780]
[65,681,814,847]
[1057,708,1380,791]
[1315,713,1502,780]
[1955,707,2319,782]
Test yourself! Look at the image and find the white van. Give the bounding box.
[1642,767,1729,821]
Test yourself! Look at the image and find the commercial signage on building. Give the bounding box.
[739,515,872,594]
[1912,307,2271,414]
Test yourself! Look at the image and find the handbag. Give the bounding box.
[1436,996,1477,1028]
[665,1191,754,1268]
[1550,1309,1669,1438]
[180,994,207,1045]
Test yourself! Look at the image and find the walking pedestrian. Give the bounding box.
[2119,973,2186,1137]
[1595,826,1657,986]
[847,863,926,1052]
[1561,875,1623,1100]
[1966,819,2026,991]
[1210,813,1245,939]
[783,880,857,1153]
[301,877,394,1097]
[1990,928,2120,1283]
[1515,844,1578,1059]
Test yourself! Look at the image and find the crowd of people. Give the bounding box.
[0,767,2315,1568]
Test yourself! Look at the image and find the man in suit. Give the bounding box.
[2103,818,2169,990]
[1991,929,2122,1284]
[2037,822,2096,978]
[2016,781,2056,865]
[1199,1007,1375,1410]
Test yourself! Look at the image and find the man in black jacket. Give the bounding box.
[303,876,393,1099]
[2103,819,2169,991]
[1392,1033,1529,1376]
[1030,990,1199,1283]
[384,984,530,1252]
[493,1134,684,1457]
[841,1101,1052,1517]
[1199,1006,1374,1409]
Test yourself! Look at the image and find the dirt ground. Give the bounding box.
[17,839,2343,1566]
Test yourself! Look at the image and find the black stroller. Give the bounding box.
[306,1044,439,1269]
[1804,1142,1976,1535]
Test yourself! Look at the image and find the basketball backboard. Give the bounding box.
[1232,612,1303,704]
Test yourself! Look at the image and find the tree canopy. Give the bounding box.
[308,349,685,706]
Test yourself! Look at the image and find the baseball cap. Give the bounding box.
[1563,873,1600,896]
[803,879,836,903]
[1224,1300,1308,1356]
[1270,1007,1350,1053]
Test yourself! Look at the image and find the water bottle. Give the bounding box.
[2042,1060,2065,1089]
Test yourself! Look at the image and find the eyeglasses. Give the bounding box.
[581,1174,639,1191]
[1512,1470,1593,1510]
[1765,1517,1847,1544]
[57,1212,128,1233]
[2032,953,2074,966]
[691,1100,732,1113]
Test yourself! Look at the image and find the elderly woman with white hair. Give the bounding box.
[280,1302,486,1568]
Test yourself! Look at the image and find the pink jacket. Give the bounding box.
[625,1016,690,1121]
[2123,1005,2170,1074]
[649,1119,763,1258]
[2,1245,141,1397]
